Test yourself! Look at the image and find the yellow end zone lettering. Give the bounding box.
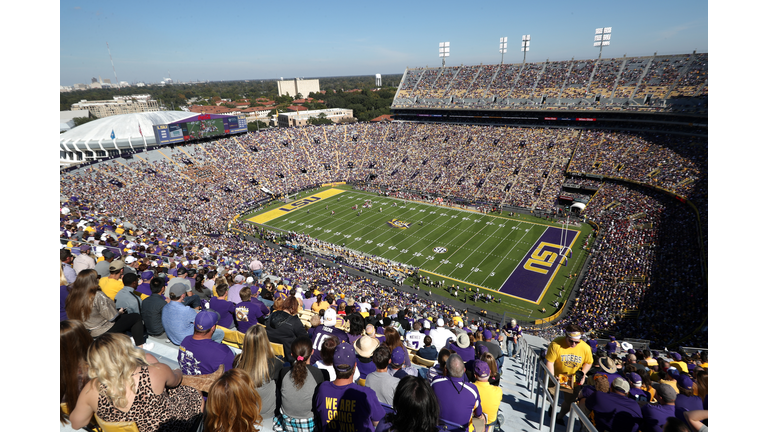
[523,242,562,274]
[247,188,346,224]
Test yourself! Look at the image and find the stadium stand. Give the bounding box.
[60,52,706,432]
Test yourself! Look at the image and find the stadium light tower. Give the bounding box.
[439,42,450,67]
[499,37,508,64]
[594,27,612,59]
[521,35,531,63]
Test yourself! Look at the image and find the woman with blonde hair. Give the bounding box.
[234,325,284,419]
[65,269,153,350]
[204,369,263,432]
[60,320,93,426]
[69,333,203,431]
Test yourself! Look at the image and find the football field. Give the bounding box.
[246,188,588,307]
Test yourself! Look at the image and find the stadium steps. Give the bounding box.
[176,146,199,164]
[155,149,194,182]
[663,53,697,100]
[629,53,656,100]
[608,57,629,99]
[555,59,575,101]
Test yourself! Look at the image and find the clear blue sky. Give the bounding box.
[59,0,708,86]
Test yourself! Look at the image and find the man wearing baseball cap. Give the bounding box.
[162,283,224,346]
[309,309,349,365]
[545,324,593,425]
[178,311,234,375]
[427,317,454,352]
[73,244,96,274]
[475,328,504,371]
[94,249,116,278]
[641,383,677,432]
[314,343,385,432]
[99,259,125,300]
[579,377,642,431]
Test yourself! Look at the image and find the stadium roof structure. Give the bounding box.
[59,111,198,151]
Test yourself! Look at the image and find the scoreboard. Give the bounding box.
[152,114,248,145]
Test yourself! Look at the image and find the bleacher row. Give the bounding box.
[393,53,707,112]
[215,310,438,369]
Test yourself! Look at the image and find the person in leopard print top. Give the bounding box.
[69,333,203,432]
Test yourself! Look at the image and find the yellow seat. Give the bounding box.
[357,378,366,386]
[412,354,437,368]
[94,414,141,432]
[270,342,285,358]
[217,325,245,349]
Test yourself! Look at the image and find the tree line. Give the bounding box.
[61,74,402,123]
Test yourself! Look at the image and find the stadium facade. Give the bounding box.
[58,111,202,167]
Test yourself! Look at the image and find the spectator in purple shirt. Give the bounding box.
[431,353,486,431]
[674,375,703,421]
[642,383,678,432]
[448,333,475,362]
[234,287,263,333]
[178,311,235,376]
[208,284,236,329]
[314,343,385,432]
[580,377,642,431]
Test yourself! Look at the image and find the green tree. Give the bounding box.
[247,121,268,131]
[308,113,333,125]
[72,116,97,127]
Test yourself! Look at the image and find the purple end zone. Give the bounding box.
[499,227,579,303]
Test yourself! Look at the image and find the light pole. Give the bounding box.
[594,27,612,59]
[521,35,530,63]
[499,37,508,64]
[439,42,450,67]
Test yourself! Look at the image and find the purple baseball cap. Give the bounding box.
[483,329,493,340]
[627,372,642,386]
[141,270,154,280]
[476,345,490,356]
[194,311,219,331]
[391,346,406,366]
[474,361,491,379]
[677,375,693,390]
[671,352,682,361]
[333,343,356,372]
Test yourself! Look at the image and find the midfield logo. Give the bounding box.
[432,247,447,253]
[387,219,411,229]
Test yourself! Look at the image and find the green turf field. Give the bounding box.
[241,186,591,319]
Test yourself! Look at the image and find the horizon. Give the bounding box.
[60,0,708,87]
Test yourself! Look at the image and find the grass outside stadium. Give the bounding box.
[237,184,593,321]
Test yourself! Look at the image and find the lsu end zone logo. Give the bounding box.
[433,247,447,254]
[387,219,411,229]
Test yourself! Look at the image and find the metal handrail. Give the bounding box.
[534,360,560,431]
[566,403,597,432]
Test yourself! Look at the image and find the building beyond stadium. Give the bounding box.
[58,111,211,167]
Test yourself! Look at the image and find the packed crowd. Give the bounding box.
[60,121,706,346]
[393,53,707,111]
[60,217,519,431]
[541,324,708,431]
[562,183,707,348]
